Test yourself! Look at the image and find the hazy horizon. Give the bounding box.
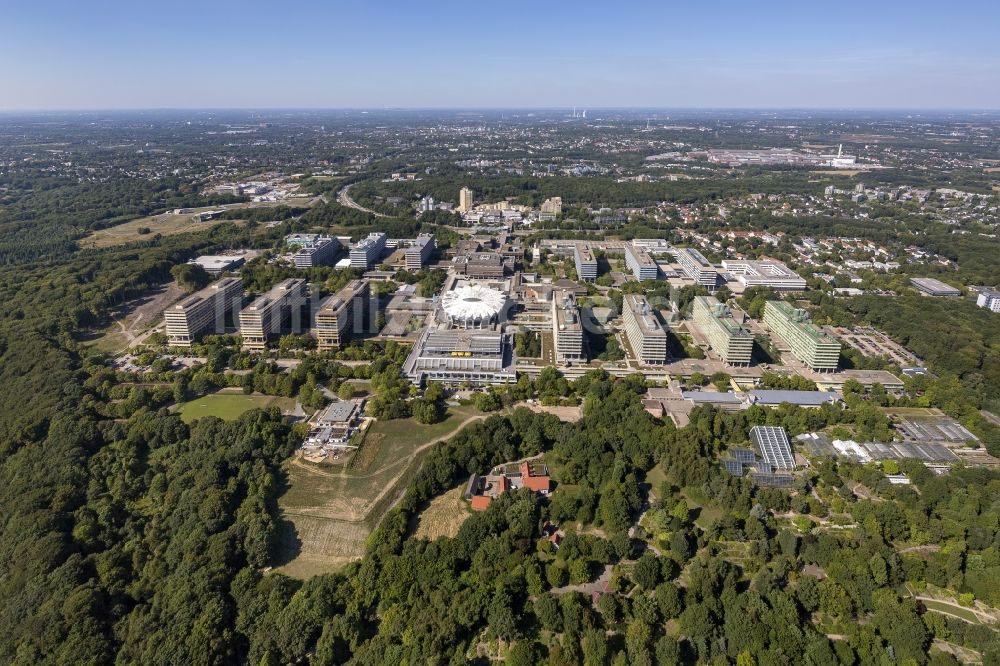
[3,0,999,111]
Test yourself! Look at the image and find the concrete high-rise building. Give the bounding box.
[404,234,435,271]
[459,187,474,213]
[314,279,370,350]
[675,247,718,290]
[976,289,1000,312]
[540,196,563,215]
[762,300,840,372]
[623,294,669,364]
[349,232,387,269]
[625,243,660,281]
[285,233,333,250]
[552,290,585,363]
[164,277,244,347]
[574,245,598,283]
[692,296,753,366]
[293,237,340,268]
[238,278,308,351]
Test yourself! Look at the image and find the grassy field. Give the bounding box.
[412,485,472,541]
[81,209,243,248]
[921,599,983,624]
[79,197,316,248]
[176,390,299,423]
[273,404,486,578]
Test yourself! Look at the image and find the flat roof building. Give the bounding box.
[552,290,585,363]
[625,242,660,281]
[453,252,506,279]
[749,390,840,407]
[164,276,244,347]
[403,328,516,385]
[350,232,387,270]
[675,247,718,290]
[404,233,435,271]
[910,277,961,297]
[692,296,753,366]
[314,279,370,351]
[188,255,245,276]
[762,301,840,372]
[293,237,340,268]
[286,233,334,250]
[721,259,807,291]
[459,187,474,213]
[540,196,562,215]
[977,289,1000,312]
[239,278,308,351]
[574,245,598,283]
[623,293,669,365]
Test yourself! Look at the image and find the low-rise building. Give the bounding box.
[187,255,245,275]
[465,461,551,511]
[721,258,807,291]
[403,328,515,385]
[910,277,961,297]
[453,252,506,279]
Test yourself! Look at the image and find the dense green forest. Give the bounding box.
[1,110,998,663]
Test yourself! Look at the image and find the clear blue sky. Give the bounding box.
[2,0,999,110]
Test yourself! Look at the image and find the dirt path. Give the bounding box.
[288,412,491,523]
[367,413,490,516]
[551,564,614,597]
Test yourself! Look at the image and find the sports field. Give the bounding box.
[176,391,299,423]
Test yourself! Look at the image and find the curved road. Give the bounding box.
[337,182,389,218]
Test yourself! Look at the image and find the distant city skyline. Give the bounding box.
[3,0,999,111]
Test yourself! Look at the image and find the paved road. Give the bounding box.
[337,183,388,218]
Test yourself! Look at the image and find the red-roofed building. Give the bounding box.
[520,461,551,493]
[465,461,551,510]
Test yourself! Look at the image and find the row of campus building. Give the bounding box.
[164,277,372,351]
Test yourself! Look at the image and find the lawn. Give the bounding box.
[175,390,299,423]
[81,209,242,248]
[921,599,983,624]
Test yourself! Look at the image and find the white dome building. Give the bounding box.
[441,284,507,329]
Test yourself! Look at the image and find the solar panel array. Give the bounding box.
[729,448,757,463]
[751,426,795,470]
